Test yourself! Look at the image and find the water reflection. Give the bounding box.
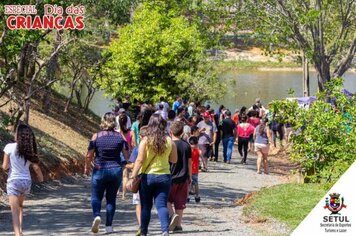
[87,70,356,116]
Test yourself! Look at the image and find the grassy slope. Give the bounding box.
[0,91,100,193]
[243,183,325,231]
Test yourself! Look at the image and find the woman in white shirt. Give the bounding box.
[2,124,43,236]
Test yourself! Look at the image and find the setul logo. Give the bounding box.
[324,193,347,214]
[321,193,351,233]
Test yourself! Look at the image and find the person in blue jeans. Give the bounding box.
[131,114,178,236]
[85,112,129,234]
[221,110,236,163]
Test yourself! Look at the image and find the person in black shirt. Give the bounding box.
[168,121,192,233]
[221,110,236,163]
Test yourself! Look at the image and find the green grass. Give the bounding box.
[216,60,301,71]
[244,183,325,230]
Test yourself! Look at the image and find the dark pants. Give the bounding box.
[140,174,171,235]
[214,133,221,161]
[91,167,122,226]
[238,137,249,163]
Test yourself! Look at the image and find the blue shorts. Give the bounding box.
[192,174,198,186]
[7,179,32,196]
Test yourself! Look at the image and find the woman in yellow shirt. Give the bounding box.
[132,114,177,236]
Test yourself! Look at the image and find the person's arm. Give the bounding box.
[188,157,192,183]
[84,133,96,176]
[266,127,273,144]
[125,162,135,170]
[253,128,257,141]
[2,153,9,171]
[131,138,148,178]
[32,163,44,182]
[169,141,178,164]
[131,130,137,148]
[211,132,217,146]
[122,145,130,161]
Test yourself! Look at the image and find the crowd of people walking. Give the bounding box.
[82,95,287,235]
[2,95,289,236]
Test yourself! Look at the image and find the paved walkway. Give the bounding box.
[0,151,282,235]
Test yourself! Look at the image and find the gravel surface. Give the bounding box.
[0,151,283,235]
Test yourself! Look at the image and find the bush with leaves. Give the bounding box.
[98,3,224,103]
[270,78,355,185]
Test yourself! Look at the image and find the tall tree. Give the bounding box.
[99,3,224,103]
[243,0,355,91]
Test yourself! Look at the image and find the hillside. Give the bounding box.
[0,91,100,200]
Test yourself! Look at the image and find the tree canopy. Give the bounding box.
[99,3,223,103]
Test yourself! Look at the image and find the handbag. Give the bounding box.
[125,153,158,193]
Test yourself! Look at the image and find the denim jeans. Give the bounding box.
[91,167,122,226]
[222,136,234,162]
[139,174,171,235]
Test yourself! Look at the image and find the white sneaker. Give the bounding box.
[106,226,114,234]
[169,213,179,231]
[91,216,101,233]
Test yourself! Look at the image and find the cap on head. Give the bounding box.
[256,98,261,103]
[203,111,210,118]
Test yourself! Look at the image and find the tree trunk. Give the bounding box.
[83,88,96,113]
[42,30,61,112]
[64,74,81,112]
[302,52,310,96]
[75,87,83,109]
[23,99,30,124]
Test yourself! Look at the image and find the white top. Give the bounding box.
[115,114,132,132]
[3,143,32,182]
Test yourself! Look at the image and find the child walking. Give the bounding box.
[2,124,44,236]
[188,136,200,203]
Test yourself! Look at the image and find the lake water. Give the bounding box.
[87,70,356,116]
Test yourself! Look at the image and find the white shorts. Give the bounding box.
[132,192,140,205]
[255,143,269,154]
[7,179,32,196]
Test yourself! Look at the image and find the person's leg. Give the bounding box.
[262,151,269,174]
[278,127,284,147]
[272,130,277,147]
[139,175,154,235]
[199,145,208,170]
[9,196,21,236]
[238,137,243,161]
[222,137,228,162]
[174,181,188,227]
[214,135,220,161]
[18,195,25,234]
[153,174,171,234]
[226,137,234,162]
[256,150,263,174]
[105,168,122,226]
[122,167,129,200]
[91,169,105,218]
[242,138,249,163]
[136,204,141,225]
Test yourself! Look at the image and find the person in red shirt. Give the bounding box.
[188,136,201,203]
[232,109,239,124]
[247,110,260,152]
[237,116,255,164]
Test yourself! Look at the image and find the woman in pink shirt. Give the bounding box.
[247,111,260,152]
[237,116,255,164]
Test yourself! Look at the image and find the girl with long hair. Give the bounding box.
[2,124,44,236]
[131,114,177,236]
[254,118,272,174]
[118,114,132,200]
